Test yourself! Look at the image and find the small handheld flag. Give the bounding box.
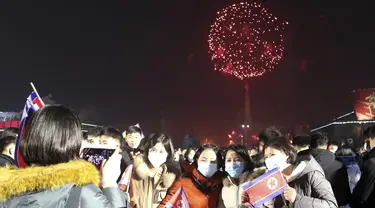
[242,167,287,207]
[118,164,133,192]
[165,188,190,208]
[15,88,44,168]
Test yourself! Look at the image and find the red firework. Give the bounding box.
[208,2,287,80]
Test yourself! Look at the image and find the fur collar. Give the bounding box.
[134,154,176,188]
[0,160,99,201]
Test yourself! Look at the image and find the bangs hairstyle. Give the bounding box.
[193,144,224,169]
[264,137,297,164]
[224,144,253,172]
[144,134,174,164]
[20,105,82,166]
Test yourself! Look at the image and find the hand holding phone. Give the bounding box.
[82,148,115,170]
[101,146,122,187]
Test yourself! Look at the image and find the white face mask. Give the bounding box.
[198,163,217,178]
[265,155,287,171]
[148,152,167,168]
[225,162,245,178]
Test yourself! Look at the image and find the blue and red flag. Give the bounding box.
[118,164,133,192]
[15,91,44,168]
[242,167,287,207]
[165,188,190,208]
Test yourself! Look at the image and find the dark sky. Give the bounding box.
[0,0,374,145]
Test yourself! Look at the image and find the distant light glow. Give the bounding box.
[208,2,287,80]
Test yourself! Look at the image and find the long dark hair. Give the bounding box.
[224,144,253,173]
[144,134,174,165]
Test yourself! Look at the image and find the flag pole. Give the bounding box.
[30,82,45,105]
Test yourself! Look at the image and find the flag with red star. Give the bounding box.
[165,188,190,208]
[242,167,287,207]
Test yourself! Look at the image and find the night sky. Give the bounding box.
[0,0,374,144]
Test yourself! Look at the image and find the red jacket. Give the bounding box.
[158,168,223,208]
[179,159,194,173]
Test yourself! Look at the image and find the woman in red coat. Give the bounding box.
[158,144,225,208]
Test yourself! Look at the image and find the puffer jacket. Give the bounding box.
[302,148,351,206]
[0,160,128,208]
[284,155,338,208]
[336,156,361,193]
[242,155,338,208]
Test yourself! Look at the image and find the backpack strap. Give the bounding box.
[66,185,83,208]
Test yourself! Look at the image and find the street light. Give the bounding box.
[241,124,250,146]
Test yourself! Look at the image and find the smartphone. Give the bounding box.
[82,148,115,169]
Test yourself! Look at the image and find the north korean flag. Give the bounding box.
[165,188,190,208]
[242,167,287,207]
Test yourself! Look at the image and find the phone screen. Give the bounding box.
[82,148,115,169]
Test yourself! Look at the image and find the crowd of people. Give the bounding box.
[1,104,375,207]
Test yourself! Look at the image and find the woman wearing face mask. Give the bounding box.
[158,144,224,208]
[180,146,197,173]
[218,144,253,208]
[130,134,180,208]
[243,137,338,208]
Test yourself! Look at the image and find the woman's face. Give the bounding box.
[197,148,218,178]
[225,150,246,178]
[149,142,167,155]
[148,142,168,167]
[264,146,289,170]
[225,150,244,163]
[198,148,217,165]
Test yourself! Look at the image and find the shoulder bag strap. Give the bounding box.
[66,185,83,208]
